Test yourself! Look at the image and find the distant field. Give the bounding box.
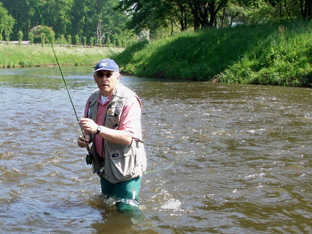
[0,42,123,68]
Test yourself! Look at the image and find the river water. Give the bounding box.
[0,66,311,233]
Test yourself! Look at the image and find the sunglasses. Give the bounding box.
[95,71,114,78]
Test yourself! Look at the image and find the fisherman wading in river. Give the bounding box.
[77,58,147,212]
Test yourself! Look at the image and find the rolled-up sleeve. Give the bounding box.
[119,95,142,139]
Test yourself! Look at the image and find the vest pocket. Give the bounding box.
[105,102,123,129]
[109,144,137,181]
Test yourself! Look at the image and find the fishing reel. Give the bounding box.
[86,154,92,165]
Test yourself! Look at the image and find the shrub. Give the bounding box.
[28,32,34,45]
[18,30,23,45]
[29,25,55,44]
[75,35,79,47]
[90,37,94,48]
[67,35,72,46]
[83,36,87,47]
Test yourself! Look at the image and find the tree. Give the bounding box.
[0,0,135,45]
[69,0,90,36]
[187,0,229,29]
[117,0,229,33]
[0,0,32,40]
[88,0,132,45]
[0,2,15,41]
[170,0,193,32]
[116,0,191,35]
[300,0,312,19]
[35,0,74,37]
[264,0,311,20]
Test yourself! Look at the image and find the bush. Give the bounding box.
[67,35,72,46]
[90,37,94,48]
[60,34,66,46]
[18,30,23,45]
[83,36,87,47]
[29,25,55,44]
[28,32,34,45]
[75,35,79,47]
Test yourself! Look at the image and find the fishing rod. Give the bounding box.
[33,0,92,164]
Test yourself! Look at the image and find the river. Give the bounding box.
[0,66,311,233]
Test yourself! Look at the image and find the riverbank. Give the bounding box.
[2,20,312,87]
[0,44,123,68]
[113,20,312,87]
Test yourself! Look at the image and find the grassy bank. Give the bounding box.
[113,20,312,87]
[0,44,123,68]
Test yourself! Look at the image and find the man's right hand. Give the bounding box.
[77,134,90,148]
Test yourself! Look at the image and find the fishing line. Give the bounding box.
[33,0,91,162]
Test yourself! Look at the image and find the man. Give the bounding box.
[77,58,146,212]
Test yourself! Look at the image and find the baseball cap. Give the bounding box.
[94,58,119,72]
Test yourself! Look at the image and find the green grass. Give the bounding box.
[113,20,312,87]
[0,44,123,68]
[2,21,312,87]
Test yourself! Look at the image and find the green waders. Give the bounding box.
[100,176,142,213]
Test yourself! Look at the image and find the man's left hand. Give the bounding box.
[78,118,98,134]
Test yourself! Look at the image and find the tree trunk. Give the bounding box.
[284,0,293,20]
[307,0,312,19]
[221,7,226,28]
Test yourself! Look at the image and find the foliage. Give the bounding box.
[67,35,72,45]
[17,30,23,44]
[90,37,94,47]
[113,20,312,87]
[1,0,312,45]
[0,2,14,41]
[219,21,312,86]
[28,32,34,44]
[59,34,66,46]
[0,0,135,47]
[75,34,79,47]
[29,25,55,44]
[40,33,45,47]
[83,36,87,47]
[116,0,188,34]
[115,0,312,35]
[37,0,73,36]
[117,0,229,34]
[0,0,312,87]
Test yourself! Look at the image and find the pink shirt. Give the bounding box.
[84,92,142,157]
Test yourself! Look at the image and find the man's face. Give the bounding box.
[93,70,120,97]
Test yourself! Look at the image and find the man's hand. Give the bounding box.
[78,118,98,134]
[77,134,90,148]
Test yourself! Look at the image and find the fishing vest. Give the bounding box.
[87,82,147,184]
